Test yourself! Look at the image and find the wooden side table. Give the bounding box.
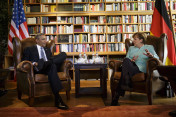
[0,69,10,90]
[74,63,107,98]
[157,66,176,93]
[157,65,176,117]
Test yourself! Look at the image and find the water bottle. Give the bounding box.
[166,82,170,98]
[166,82,172,98]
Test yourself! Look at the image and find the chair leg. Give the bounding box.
[66,91,70,100]
[111,89,115,100]
[147,93,153,105]
[29,97,34,106]
[17,87,22,100]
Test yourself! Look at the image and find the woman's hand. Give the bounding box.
[131,56,138,62]
[143,49,154,58]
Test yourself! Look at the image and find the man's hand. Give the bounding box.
[33,62,38,66]
[131,56,138,62]
[33,62,39,71]
[143,49,153,58]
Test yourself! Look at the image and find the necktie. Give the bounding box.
[40,47,46,61]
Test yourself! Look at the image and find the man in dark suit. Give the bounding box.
[22,33,68,110]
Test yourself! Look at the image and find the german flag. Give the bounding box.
[150,0,176,65]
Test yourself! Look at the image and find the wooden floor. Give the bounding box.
[0,80,176,107]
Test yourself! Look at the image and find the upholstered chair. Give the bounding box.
[13,37,73,106]
[109,33,167,105]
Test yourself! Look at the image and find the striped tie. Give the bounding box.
[40,47,46,61]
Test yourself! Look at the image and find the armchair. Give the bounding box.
[109,33,167,105]
[13,37,73,106]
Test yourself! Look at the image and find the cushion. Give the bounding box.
[132,73,145,82]
[35,72,67,83]
[113,72,121,80]
[113,72,145,82]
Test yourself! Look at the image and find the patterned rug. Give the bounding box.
[0,105,175,117]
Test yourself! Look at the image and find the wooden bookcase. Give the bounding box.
[7,0,176,80]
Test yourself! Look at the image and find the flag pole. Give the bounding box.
[168,6,176,48]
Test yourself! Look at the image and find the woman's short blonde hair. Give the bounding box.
[132,32,147,44]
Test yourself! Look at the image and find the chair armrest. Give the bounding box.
[109,60,122,72]
[17,60,35,84]
[63,60,73,78]
[146,58,163,81]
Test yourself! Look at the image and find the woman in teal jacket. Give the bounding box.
[111,32,159,106]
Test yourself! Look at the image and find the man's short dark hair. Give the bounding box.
[132,32,147,44]
[35,33,45,40]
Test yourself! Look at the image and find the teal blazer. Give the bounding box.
[126,45,159,73]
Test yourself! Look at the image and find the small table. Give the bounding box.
[0,69,10,89]
[157,66,176,93]
[74,63,107,98]
[157,65,176,116]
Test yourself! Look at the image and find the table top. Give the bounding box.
[157,65,176,77]
[0,69,11,80]
[74,63,107,69]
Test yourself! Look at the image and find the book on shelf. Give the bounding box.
[57,35,73,43]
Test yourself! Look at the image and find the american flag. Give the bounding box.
[8,0,29,55]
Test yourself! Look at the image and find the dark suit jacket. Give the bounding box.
[22,45,52,62]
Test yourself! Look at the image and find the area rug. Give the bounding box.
[0,105,175,117]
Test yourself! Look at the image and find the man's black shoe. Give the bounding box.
[169,110,176,117]
[0,90,8,97]
[111,99,120,106]
[55,100,69,110]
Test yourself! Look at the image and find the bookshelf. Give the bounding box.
[8,0,176,80]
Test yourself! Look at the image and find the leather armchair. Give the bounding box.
[109,33,167,105]
[13,37,73,106]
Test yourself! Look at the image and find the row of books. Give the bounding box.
[56,35,73,43]
[90,16,106,24]
[58,25,73,33]
[55,44,73,52]
[73,43,125,52]
[90,3,104,11]
[46,35,56,41]
[74,25,89,32]
[139,15,152,23]
[25,0,155,3]
[123,25,138,32]
[74,34,89,43]
[45,33,155,44]
[57,16,73,23]
[122,3,137,11]
[26,16,153,25]
[42,17,56,24]
[123,15,137,23]
[41,4,56,12]
[138,2,154,10]
[28,26,151,35]
[74,4,89,11]
[41,26,57,34]
[107,25,122,33]
[76,43,124,52]
[27,17,40,24]
[107,16,121,24]
[28,26,40,34]
[25,5,40,12]
[24,3,155,13]
[74,34,107,43]
[107,34,122,42]
[106,3,121,11]
[41,0,56,3]
[90,25,106,33]
[74,17,89,24]
[25,0,40,3]
[171,2,176,10]
[139,24,151,32]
